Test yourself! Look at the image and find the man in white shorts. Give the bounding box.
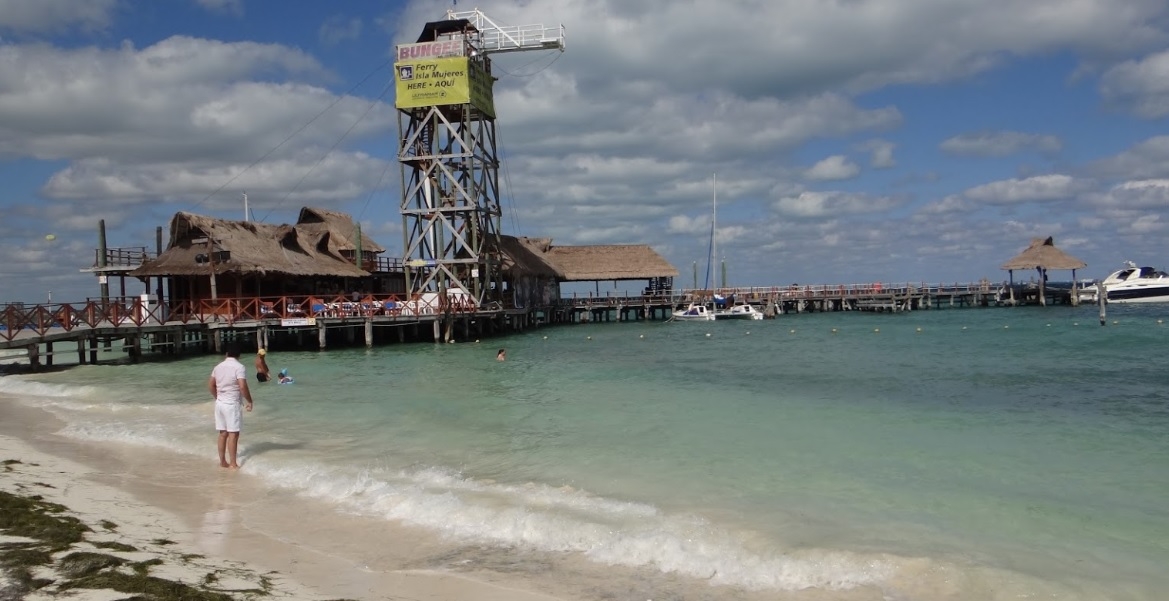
[208,344,254,468]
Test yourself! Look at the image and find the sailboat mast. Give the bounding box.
[702,173,718,292]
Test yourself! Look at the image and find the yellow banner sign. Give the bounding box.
[395,56,495,118]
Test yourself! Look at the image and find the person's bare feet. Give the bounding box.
[220,462,231,468]
[228,463,240,469]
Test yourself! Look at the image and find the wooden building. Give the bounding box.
[1000,236,1087,306]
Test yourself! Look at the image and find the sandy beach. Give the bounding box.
[0,397,571,601]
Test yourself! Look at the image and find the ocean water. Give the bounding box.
[2,304,1168,599]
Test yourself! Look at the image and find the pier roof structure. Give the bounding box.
[494,236,677,282]
[1001,237,1086,272]
[130,210,378,278]
[295,207,385,254]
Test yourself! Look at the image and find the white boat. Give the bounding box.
[1085,261,1169,304]
[715,303,763,320]
[672,303,715,321]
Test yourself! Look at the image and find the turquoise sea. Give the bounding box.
[2,304,1168,600]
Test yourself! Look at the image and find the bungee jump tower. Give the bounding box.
[394,9,564,323]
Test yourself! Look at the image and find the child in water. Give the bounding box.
[277,368,294,384]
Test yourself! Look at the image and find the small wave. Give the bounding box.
[0,376,100,399]
[244,457,893,592]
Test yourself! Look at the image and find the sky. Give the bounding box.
[2,0,1169,303]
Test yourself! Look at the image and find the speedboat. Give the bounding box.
[1089,261,1169,303]
[715,303,764,320]
[672,303,715,321]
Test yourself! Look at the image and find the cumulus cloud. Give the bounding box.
[963,174,1087,204]
[1089,136,1169,179]
[940,131,1062,157]
[195,0,243,17]
[0,0,117,33]
[1084,179,1169,209]
[319,15,363,45]
[805,155,860,181]
[772,191,902,218]
[858,139,896,168]
[0,36,394,209]
[1100,49,1169,118]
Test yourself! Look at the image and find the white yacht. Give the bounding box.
[1085,261,1169,304]
[671,303,715,321]
[715,303,764,320]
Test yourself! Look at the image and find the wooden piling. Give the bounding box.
[364,319,373,348]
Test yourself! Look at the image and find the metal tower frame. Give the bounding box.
[397,9,564,309]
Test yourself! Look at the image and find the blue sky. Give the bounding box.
[2,0,1169,303]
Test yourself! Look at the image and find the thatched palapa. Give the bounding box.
[495,236,560,278]
[543,245,679,281]
[295,207,385,254]
[1001,237,1086,271]
[130,210,378,278]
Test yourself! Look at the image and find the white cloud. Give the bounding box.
[940,131,1062,157]
[1084,179,1169,209]
[963,174,1087,204]
[1089,136,1169,179]
[1100,49,1169,118]
[0,36,394,208]
[772,191,902,218]
[319,15,363,45]
[858,139,896,168]
[195,0,243,17]
[0,0,117,33]
[805,155,860,181]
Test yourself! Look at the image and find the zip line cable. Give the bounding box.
[496,122,523,237]
[189,58,392,214]
[259,80,393,222]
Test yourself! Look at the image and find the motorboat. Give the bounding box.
[715,303,764,320]
[672,303,715,321]
[1085,261,1169,303]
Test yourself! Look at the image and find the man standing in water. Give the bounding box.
[254,348,270,382]
[209,345,254,468]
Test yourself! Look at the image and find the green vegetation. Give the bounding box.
[0,482,285,600]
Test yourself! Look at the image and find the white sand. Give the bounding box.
[0,398,572,601]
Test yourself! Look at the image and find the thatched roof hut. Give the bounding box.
[130,211,370,278]
[495,236,560,278]
[296,207,385,254]
[1001,236,1086,271]
[542,244,678,281]
[1000,236,1087,306]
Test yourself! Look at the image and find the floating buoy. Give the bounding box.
[962,326,967,330]
[705,332,712,337]
[44,234,56,241]
[1159,319,1164,325]
[1112,320,1118,325]
[831,328,837,334]
[745,331,750,335]
[1004,325,1009,329]
[915,327,922,333]
[639,334,644,339]
[873,328,879,333]
[1046,323,1051,327]
[789,329,795,334]
[543,336,548,340]
[1073,322,1079,326]
[586,336,592,340]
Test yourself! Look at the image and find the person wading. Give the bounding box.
[209,345,254,469]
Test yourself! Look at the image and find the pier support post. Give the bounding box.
[432,319,441,343]
[76,338,86,365]
[345,325,355,345]
[45,342,53,368]
[318,320,327,350]
[398,326,405,343]
[26,344,40,372]
[258,326,268,352]
[364,319,373,348]
[89,336,98,364]
[128,336,141,363]
[1097,282,1106,326]
[212,329,222,354]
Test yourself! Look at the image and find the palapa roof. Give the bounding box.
[296,207,385,253]
[1000,237,1087,271]
[129,211,370,278]
[543,244,679,281]
[496,236,560,278]
[491,237,678,281]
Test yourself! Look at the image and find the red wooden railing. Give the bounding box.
[0,292,496,343]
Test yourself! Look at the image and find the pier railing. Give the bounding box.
[0,292,498,343]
